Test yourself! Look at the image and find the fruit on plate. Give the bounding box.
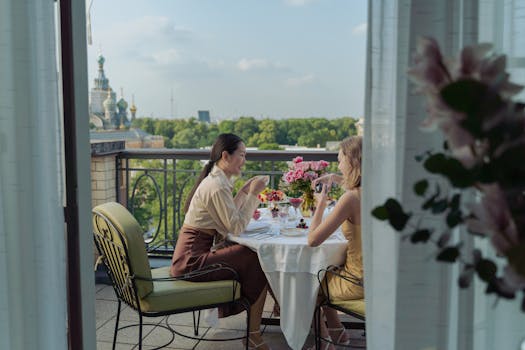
[296,218,308,229]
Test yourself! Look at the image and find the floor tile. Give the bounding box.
[193,329,245,350]
[96,320,156,344]
[97,341,135,349]
[95,284,366,349]
[96,285,118,301]
[141,324,199,349]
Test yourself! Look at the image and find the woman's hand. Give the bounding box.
[313,183,330,209]
[248,175,269,195]
[311,173,334,191]
[239,177,255,195]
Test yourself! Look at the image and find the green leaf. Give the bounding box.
[476,259,497,282]
[424,153,448,173]
[449,194,461,210]
[384,198,411,231]
[371,205,389,220]
[431,199,449,214]
[436,246,460,263]
[446,209,463,228]
[423,154,475,188]
[410,229,432,243]
[413,179,429,196]
[440,79,489,115]
[485,278,516,299]
[422,184,441,210]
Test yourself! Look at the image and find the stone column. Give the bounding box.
[90,140,125,268]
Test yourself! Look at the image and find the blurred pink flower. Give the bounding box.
[467,184,518,254]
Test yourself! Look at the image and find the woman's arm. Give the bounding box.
[207,176,267,236]
[307,190,359,247]
[233,175,267,208]
[311,173,343,190]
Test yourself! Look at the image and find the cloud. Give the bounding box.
[284,0,316,6]
[98,16,194,50]
[237,58,287,72]
[285,74,315,87]
[237,58,270,71]
[352,22,367,36]
[150,49,181,65]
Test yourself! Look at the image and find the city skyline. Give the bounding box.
[87,0,367,121]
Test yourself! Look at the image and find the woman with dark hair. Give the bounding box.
[170,133,271,350]
[308,136,363,349]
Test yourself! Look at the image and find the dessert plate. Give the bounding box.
[280,227,308,237]
[244,219,272,234]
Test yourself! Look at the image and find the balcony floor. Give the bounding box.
[95,283,366,349]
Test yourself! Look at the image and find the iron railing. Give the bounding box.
[116,148,338,255]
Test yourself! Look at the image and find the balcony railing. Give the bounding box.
[116,148,337,255]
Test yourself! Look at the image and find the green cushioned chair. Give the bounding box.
[314,266,366,349]
[93,202,251,350]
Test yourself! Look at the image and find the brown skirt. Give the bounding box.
[170,226,267,317]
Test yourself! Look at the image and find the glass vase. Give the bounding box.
[301,191,315,217]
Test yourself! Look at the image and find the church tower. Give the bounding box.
[130,94,137,122]
[90,54,115,116]
[103,90,117,128]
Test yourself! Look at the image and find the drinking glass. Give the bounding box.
[278,203,289,226]
[288,197,304,221]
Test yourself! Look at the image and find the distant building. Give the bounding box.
[198,110,211,123]
[89,55,135,130]
[356,117,364,136]
[90,129,164,149]
[325,141,341,151]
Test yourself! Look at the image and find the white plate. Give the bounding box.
[280,227,308,237]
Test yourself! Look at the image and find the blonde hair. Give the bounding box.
[340,136,362,189]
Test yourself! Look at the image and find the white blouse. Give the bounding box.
[183,166,260,237]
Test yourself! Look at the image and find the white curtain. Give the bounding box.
[363,0,525,349]
[0,1,67,349]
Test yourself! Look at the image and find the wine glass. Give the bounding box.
[288,197,304,221]
[278,203,289,226]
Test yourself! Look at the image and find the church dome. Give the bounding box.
[103,91,116,111]
[117,97,128,110]
[130,103,137,113]
[97,55,105,66]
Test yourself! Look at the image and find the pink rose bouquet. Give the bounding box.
[282,156,330,212]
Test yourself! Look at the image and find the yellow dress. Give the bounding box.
[324,219,364,300]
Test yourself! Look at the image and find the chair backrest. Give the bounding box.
[93,202,153,304]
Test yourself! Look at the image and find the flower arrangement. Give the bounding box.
[282,156,330,213]
[372,37,525,308]
[258,188,285,203]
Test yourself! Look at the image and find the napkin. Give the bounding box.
[244,218,272,234]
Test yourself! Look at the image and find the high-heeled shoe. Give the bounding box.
[244,330,272,350]
[306,335,333,350]
[327,327,350,345]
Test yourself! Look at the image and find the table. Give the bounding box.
[228,216,347,350]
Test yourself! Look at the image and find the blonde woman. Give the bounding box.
[308,136,363,349]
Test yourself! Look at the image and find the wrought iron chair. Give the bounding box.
[314,266,366,349]
[93,202,251,350]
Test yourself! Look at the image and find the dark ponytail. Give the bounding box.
[183,133,243,213]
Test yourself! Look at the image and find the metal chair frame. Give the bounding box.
[93,208,251,350]
[314,265,365,350]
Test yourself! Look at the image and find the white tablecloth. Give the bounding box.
[228,217,347,350]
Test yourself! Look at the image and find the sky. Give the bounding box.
[86,0,367,121]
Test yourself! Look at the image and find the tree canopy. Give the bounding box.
[130,116,359,149]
